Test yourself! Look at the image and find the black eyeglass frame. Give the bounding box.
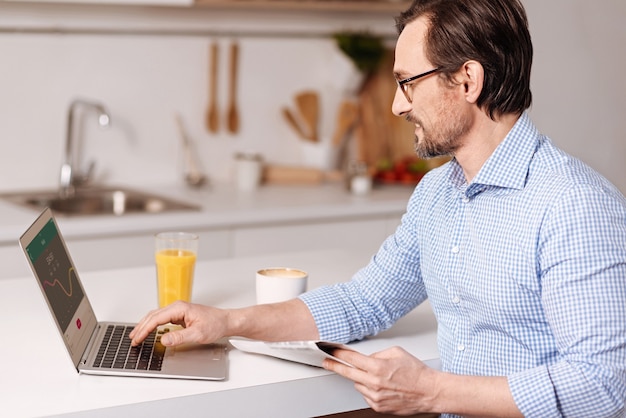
[396,67,441,103]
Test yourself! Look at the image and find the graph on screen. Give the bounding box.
[33,231,84,332]
[43,267,78,297]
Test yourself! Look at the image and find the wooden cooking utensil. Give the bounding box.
[331,100,360,169]
[332,100,359,147]
[206,41,219,133]
[226,41,240,134]
[282,107,309,140]
[295,91,319,142]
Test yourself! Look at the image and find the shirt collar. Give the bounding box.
[447,112,540,194]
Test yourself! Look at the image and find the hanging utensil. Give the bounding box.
[295,91,319,142]
[331,100,360,169]
[206,41,219,133]
[175,113,208,188]
[226,40,240,134]
[332,100,359,147]
[281,107,309,140]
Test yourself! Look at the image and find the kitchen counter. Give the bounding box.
[1,248,439,417]
[0,182,413,243]
[0,182,414,279]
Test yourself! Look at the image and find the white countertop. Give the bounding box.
[0,182,413,244]
[1,248,439,417]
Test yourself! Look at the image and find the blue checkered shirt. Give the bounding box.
[300,113,626,417]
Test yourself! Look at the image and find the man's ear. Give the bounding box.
[458,60,484,104]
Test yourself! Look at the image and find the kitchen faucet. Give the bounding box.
[59,99,111,198]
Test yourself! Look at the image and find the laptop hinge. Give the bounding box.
[80,323,102,366]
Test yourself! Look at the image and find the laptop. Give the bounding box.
[20,207,228,380]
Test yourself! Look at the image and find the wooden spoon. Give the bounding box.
[206,41,219,133]
[295,91,319,142]
[226,41,240,134]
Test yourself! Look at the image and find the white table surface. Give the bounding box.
[1,248,439,418]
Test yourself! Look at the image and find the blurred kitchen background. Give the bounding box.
[0,0,624,193]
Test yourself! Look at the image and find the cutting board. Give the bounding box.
[354,50,415,167]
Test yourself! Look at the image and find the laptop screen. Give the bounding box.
[26,218,85,333]
[21,209,98,366]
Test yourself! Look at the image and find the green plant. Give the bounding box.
[333,32,386,76]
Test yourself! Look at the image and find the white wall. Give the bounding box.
[0,33,352,188]
[525,0,626,193]
[0,0,624,193]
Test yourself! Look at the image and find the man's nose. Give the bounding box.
[391,87,411,117]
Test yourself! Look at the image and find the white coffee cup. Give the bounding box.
[256,267,308,304]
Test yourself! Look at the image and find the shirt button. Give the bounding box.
[462,196,470,203]
[452,296,460,304]
[457,344,465,351]
[451,246,460,254]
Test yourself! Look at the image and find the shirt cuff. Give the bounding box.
[299,286,353,343]
[508,365,558,417]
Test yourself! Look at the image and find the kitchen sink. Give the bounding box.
[0,186,200,216]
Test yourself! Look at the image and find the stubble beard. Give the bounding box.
[414,127,456,159]
[410,101,471,160]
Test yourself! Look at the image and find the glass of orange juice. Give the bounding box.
[155,232,199,308]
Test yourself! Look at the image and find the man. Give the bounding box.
[131,0,626,416]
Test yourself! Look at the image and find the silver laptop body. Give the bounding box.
[20,207,227,380]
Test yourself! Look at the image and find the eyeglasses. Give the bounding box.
[396,68,441,103]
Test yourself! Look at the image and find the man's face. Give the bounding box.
[392,17,471,159]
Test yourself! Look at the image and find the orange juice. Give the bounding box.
[155,249,197,308]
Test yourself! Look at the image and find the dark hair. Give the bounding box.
[396,0,533,119]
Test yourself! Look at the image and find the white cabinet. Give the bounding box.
[232,215,399,258]
[0,214,398,279]
[0,229,231,280]
[1,214,400,279]
[63,229,231,274]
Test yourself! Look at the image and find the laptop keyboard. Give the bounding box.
[92,325,168,371]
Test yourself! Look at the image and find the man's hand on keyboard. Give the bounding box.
[129,301,228,347]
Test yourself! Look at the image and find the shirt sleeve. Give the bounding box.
[300,187,429,343]
[509,183,626,417]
